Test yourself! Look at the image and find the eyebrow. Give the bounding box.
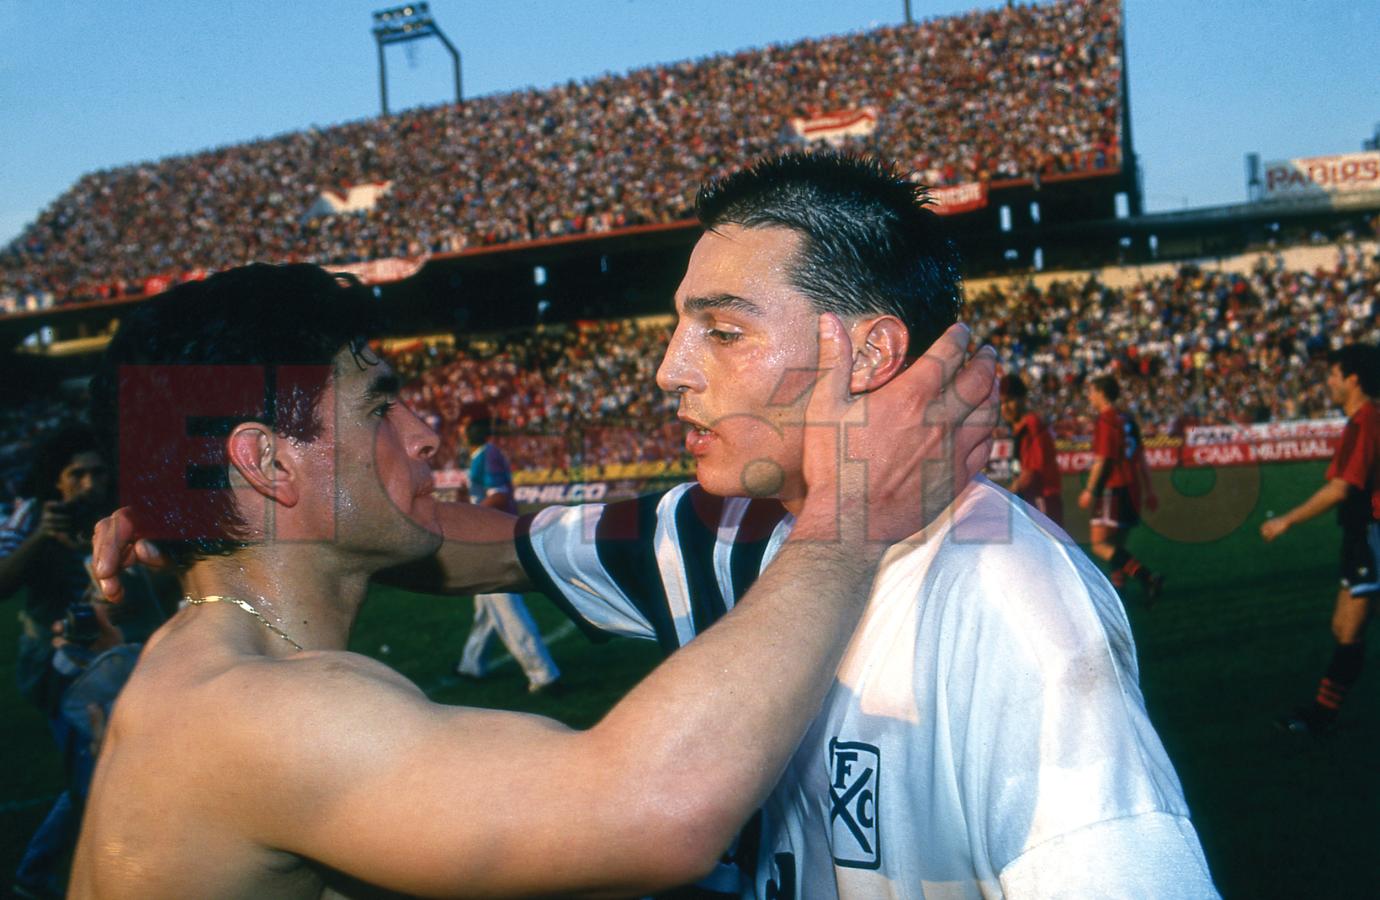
[680,293,765,317]
[362,372,401,403]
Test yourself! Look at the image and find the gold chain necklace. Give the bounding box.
[184,595,305,652]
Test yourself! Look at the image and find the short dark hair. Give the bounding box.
[1090,375,1120,403]
[695,151,963,356]
[1328,344,1380,397]
[90,264,382,565]
[22,424,102,502]
[465,417,494,446]
[999,373,1028,401]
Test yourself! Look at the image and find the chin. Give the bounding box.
[695,457,789,500]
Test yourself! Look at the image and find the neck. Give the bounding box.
[1343,391,1370,419]
[180,544,371,653]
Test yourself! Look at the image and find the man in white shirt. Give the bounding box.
[518,152,1217,897]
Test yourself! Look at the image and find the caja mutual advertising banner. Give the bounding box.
[1262,151,1380,201]
[989,417,1345,479]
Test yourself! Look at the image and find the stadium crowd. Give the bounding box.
[385,246,1379,477]
[973,244,1380,436]
[0,0,1121,307]
[393,318,685,477]
[3,245,1374,502]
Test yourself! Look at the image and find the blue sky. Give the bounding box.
[1,0,1376,245]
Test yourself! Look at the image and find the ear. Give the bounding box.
[847,316,909,394]
[225,423,300,508]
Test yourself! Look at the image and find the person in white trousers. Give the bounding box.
[454,417,560,693]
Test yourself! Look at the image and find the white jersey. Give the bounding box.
[518,478,1217,898]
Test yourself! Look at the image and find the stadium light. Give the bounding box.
[371,3,463,116]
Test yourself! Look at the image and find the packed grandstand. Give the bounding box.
[0,0,1121,306]
[391,241,1380,480]
[4,240,1376,505]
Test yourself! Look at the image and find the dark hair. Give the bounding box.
[999,373,1028,401]
[695,151,963,356]
[1090,374,1120,403]
[465,417,495,446]
[89,264,383,565]
[21,424,102,502]
[1328,343,1380,397]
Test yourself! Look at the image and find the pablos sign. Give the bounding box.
[1262,152,1380,200]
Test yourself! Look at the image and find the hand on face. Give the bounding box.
[795,316,997,545]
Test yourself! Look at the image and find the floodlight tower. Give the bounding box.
[372,3,462,116]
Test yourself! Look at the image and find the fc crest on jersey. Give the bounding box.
[828,737,880,869]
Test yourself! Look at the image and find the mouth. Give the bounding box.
[678,411,718,433]
[415,479,437,499]
[679,413,718,456]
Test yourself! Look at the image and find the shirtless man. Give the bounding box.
[73,262,994,897]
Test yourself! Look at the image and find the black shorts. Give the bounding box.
[1090,486,1138,530]
[1340,522,1380,597]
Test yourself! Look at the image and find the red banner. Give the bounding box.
[929,181,988,216]
[142,274,175,296]
[788,107,879,144]
[330,256,427,285]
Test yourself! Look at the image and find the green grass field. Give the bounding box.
[3,460,1378,897]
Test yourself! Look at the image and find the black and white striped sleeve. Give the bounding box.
[514,483,792,654]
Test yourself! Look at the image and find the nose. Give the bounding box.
[399,404,439,461]
[656,325,705,395]
[76,468,109,498]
